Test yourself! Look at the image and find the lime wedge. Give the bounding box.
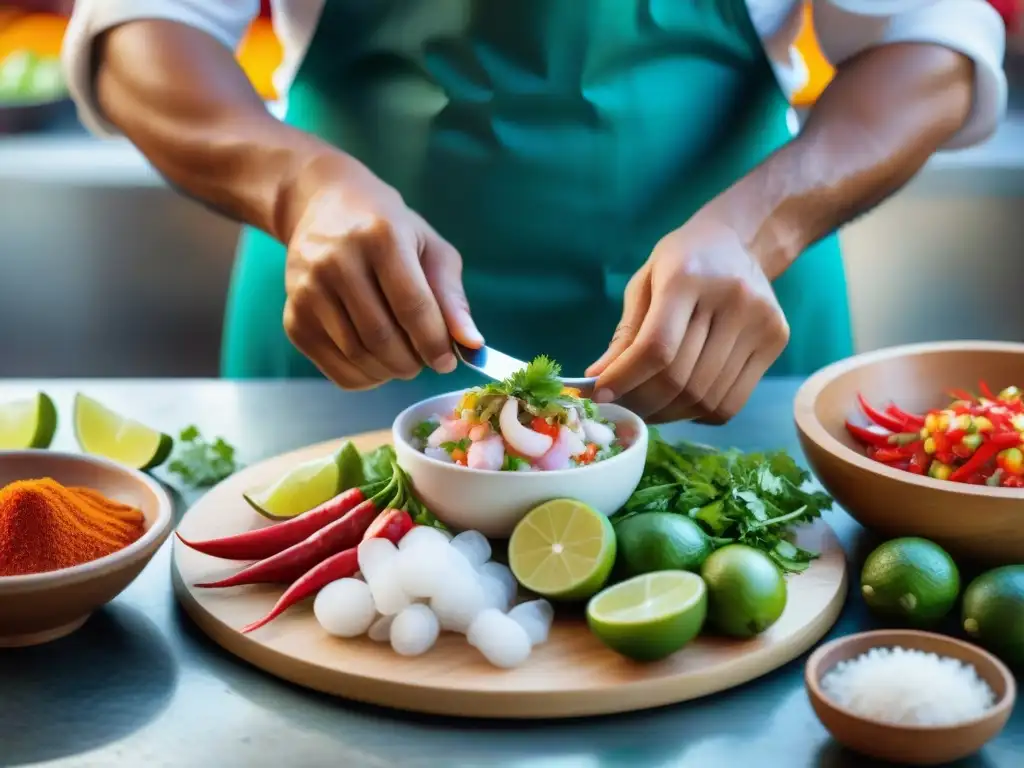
[587,571,708,661]
[0,392,57,449]
[73,393,172,470]
[508,499,616,600]
[244,451,345,521]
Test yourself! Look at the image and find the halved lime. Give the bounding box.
[587,571,707,661]
[244,450,346,521]
[0,392,57,449]
[508,499,616,600]
[73,393,172,470]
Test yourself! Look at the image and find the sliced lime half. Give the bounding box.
[508,498,616,601]
[0,392,57,449]
[587,570,708,661]
[244,451,345,521]
[73,393,172,470]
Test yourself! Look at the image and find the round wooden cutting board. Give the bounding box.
[172,432,849,719]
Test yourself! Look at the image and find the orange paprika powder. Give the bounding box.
[0,478,146,576]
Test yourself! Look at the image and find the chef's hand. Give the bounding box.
[586,218,789,424]
[282,168,483,390]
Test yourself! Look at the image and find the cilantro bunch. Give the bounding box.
[613,431,833,573]
[481,355,596,418]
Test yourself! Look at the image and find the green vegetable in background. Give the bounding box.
[613,431,832,574]
[361,444,397,485]
[168,426,241,488]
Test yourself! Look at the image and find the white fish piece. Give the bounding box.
[398,525,452,551]
[508,600,555,646]
[430,574,488,633]
[450,530,492,567]
[365,560,412,616]
[426,423,452,448]
[582,418,615,448]
[561,425,587,457]
[367,614,394,642]
[390,604,440,657]
[467,435,505,471]
[499,397,553,457]
[395,542,451,600]
[467,609,532,668]
[313,578,377,638]
[357,538,398,582]
[478,561,518,606]
[424,446,454,463]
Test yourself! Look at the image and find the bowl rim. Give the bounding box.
[392,389,648,477]
[794,340,1024,498]
[0,449,174,590]
[805,628,1017,732]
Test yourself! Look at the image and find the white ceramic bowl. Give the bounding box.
[393,391,648,538]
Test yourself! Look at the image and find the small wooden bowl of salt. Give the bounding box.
[805,629,1015,766]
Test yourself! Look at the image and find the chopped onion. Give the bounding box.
[582,419,615,448]
[499,398,554,458]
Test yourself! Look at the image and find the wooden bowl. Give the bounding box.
[806,629,1015,765]
[0,450,173,647]
[794,341,1024,564]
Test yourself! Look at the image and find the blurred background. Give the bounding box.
[0,0,1022,378]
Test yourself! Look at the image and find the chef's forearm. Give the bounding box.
[708,42,974,279]
[94,20,343,242]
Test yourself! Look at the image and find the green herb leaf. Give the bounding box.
[482,355,565,408]
[412,420,439,441]
[613,434,831,574]
[362,445,397,484]
[167,425,241,488]
[440,439,470,454]
[502,454,529,471]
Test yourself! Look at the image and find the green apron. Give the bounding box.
[221,0,853,388]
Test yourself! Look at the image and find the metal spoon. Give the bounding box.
[453,343,598,397]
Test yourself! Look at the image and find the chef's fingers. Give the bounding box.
[586,271,651,379]
[307,283,393,382]
[283,303,378,390]
[420,229,484,353]
[330,230,423,380]
[594,273,695,403]
[620,308,712,419]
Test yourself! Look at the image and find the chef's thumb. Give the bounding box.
[423,235,484,349]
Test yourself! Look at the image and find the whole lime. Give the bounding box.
[614,512,712,578]
[860,537,959,626]
[700,544,787,638]
[962,565,1024,667]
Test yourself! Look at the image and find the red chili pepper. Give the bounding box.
[948,388,976,403]
[979,380,996,400]
[908,448,929,475]
[1003,475,1024,488]
[953,442,974,460]
[991,431,1022,448]
[873,447,912,463]
[845,421,892,448]
[945,430,967,444]
[576,443,600,465]
[885,404,925,430]
[857,394,906,432]
[239,509,415,634]
[950,441,1002,482]
[194,490,391,589]
[176,484,381,561]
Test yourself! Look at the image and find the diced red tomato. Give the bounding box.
[576,443,600,465]
[530,416,560,440]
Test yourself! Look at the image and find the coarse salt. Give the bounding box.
[821,646,995,726]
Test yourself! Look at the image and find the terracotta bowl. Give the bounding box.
[806,629,1015,765]
[0,450,173,647]
[794,341,1024,565]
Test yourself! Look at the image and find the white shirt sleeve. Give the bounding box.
[62,0,259,137]
[810,0,1008,149]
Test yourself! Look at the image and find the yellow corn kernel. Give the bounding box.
[938,413,951,431]
[920,427,930,439]
[999,448,1024,475]
[928,461,953,481]
[923,437,937,454]
[457,392,479,412]
[954,414,972,431]
[1000,386,1021,403]
[1011,414,1024,432]
[561,386,581,398]
[973,416,994,433]
[962,433,983,451]
[924,413,939,432]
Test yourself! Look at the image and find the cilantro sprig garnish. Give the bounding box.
[613,431,833,573]
[167,425,241,488]
[482,355,565,407]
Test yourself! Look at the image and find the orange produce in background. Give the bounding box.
[793,4,835,107]
[237,18,282,101]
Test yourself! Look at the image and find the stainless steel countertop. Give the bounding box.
[1,379,1021,768]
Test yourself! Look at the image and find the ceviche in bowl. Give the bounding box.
[393,357,647,537]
